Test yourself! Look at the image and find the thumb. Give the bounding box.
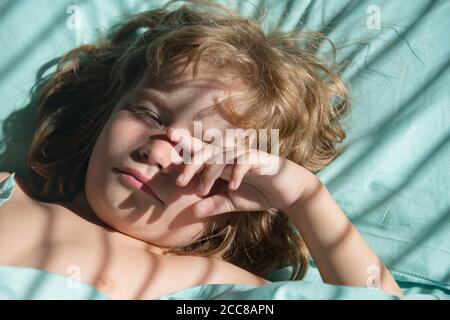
[192,192,237,218]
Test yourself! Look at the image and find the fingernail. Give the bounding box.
[176,174,184,184]
[229,180,236,190]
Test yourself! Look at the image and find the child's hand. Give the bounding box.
[166,127,317,218]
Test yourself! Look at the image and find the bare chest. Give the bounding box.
[0,194,197,299]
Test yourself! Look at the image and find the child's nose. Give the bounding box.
[139,135,182,175]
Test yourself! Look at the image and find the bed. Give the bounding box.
[0,0,449,300]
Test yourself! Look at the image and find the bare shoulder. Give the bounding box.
[210,258,271,286]
[136,254,270,299]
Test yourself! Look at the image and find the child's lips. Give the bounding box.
[114,167,164,204]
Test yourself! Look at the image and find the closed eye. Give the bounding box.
[126,105,163,126]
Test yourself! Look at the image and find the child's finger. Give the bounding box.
[167,127,217,187]
[169,145,184,165]
[229,162,252,190]
[176,157,205,186]
[192,192,237,218]
[228,149,274,189]
[166,127,206,154]
[176,144,216,187]
[199,150,237,195]
[197,162,228,196]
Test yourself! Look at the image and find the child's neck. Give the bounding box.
[63,189,112,229]
[65,189,170,255]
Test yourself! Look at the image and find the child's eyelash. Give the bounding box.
[127,105,163,125]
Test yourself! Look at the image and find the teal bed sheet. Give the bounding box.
[0,265,110,300]
[1,0,449,299]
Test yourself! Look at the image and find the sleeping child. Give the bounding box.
[0,0,402,299]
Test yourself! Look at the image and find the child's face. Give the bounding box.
[84,62,246,248]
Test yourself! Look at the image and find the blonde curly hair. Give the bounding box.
[27,0,350,280]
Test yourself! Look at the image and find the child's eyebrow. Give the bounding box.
[137,91,172,116]
[192,103,223,121]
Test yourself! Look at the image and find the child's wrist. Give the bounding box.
[283,172,323,218]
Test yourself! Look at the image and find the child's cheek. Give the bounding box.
[107,116,148,152]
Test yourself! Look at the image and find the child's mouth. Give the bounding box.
[114,168,164,204]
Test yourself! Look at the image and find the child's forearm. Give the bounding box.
[285,173,403,297]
